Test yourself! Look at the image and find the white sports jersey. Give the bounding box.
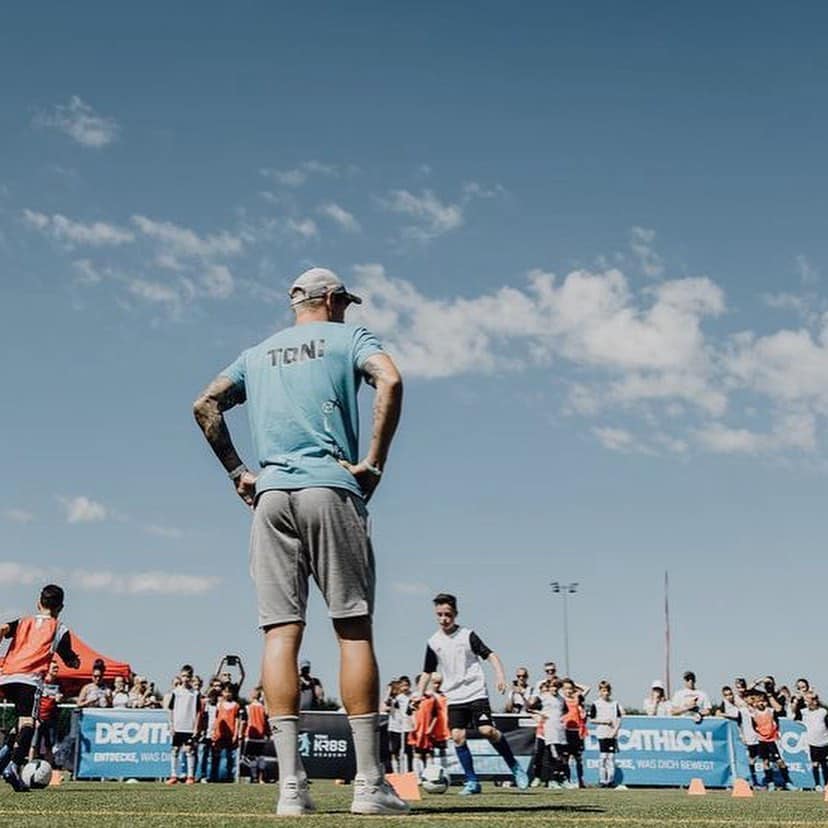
[424,626,490,705]
[721,699,741,720]
[590,698,625,739]
[737,706,759,746]
[799,707,828,748]
[169,685,199,733]
[541,692,567,744]
[387,693,414,733]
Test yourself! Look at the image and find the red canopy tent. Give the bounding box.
[0,631,132,697]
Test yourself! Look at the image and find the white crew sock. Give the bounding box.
[349,714,383,785]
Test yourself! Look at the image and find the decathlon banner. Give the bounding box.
[75,709,171,779]
[583,716,734,788]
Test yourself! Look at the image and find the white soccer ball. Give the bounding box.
[421,765,449,794]
[21,759,52,789]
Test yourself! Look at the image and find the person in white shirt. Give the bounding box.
[588,681,624,788]
[111,676,130,708]
[643,681,672,716]
[795,692,828,791]
[166,665,201,785]
[671,671,711,721]
[383,676,414,773]
[538,679,567,790]
[416,593,529,795]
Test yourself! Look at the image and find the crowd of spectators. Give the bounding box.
[380,660,828,791]
[19,656,328,782]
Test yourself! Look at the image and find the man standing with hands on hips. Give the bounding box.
[194,267,406,816]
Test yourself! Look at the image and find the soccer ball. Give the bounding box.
[421,765,449,794]
[21,759,52,789]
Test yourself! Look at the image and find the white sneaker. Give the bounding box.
[563,780,579,790]
[350,775,410,815]
[276,776,316,816]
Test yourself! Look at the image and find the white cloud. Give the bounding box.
[318,202,361,233]
[383,189,464,240]
[127,278,181,306]
[630,226,665,278]
[0,561,219,596]
[349,265,724,403]
[34,96,120,148]
[59,496,107,524]
[131,215,242,259]
[286,218,319,240]
[2,509,34,524]
[23,210,134,246]
[73,259,104,285]
[593,427,635,452]
[696,410,816,455]
[260,160,339,188]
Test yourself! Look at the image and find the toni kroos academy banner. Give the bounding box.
[75,709,171,779]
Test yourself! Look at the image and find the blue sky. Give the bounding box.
[2,2,828,707]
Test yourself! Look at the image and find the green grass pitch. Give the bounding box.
[2,781,828,827]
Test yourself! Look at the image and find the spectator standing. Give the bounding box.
[127,676,152,709]
[561,678,590,789]
[751,691,796,790]
[795,691,828,791]
[588,681,624,789]
[211,684,244,782]
[643,681,672,716]
[197,685,221,783]
[671,671,711,721]
[244,686,270,784]
[534,662,558,698]
[166,665,201,785]
[77,663,112,709]
[35,661,63,764]
[505,668,534,713]
[384,677,414,773]
[111,676,130,708]
[299,660,324,711]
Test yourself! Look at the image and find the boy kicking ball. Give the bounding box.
[415,593,529,795]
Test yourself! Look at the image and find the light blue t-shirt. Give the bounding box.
[221,321,383,499]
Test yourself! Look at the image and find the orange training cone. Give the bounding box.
[688,778,706,795]
[386,772,422,801]
[49,770,65,786]
[823,787,828,802]
[732,779,753,798]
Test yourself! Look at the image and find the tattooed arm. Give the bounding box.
[193,375,257,506]
[338,352,403,502]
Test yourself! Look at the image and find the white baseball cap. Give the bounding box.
[651,680,664,690]
[289,267,362,306]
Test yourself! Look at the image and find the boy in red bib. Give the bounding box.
[0,584,79,791]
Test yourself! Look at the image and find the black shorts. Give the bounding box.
[746,743,761,760]
[0,683,37,718]
[757,741,781,762]
[244,739,266,758]
[598,738,618,754]
[810,745,828,762]
[564,730,584,755]
[448,698,493,731]
[172,732,195,748]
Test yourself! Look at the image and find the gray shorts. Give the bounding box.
[249,487,375,628]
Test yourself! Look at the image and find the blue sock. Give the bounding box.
[493,733,517,768]
[0,744,10,773]
[454,743,478,783]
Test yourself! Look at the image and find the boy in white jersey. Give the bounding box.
[588,681,624,788]
[166,665,201,784]
[795,692,828,790]
[416,593,529,795]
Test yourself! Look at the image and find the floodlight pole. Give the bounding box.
[550,581,579,677]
